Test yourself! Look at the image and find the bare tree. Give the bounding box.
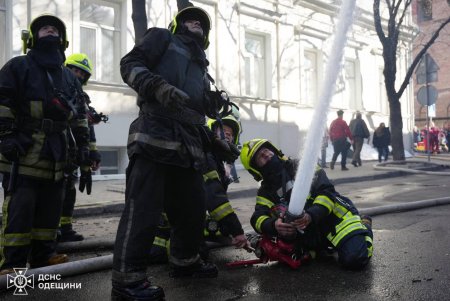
[373,0,450,160]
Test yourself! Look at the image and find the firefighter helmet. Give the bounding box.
[240,139,285,181]
[65,53,93,85]
[207,115,242,145]
[169,6,211,49]
[26,14,69,52]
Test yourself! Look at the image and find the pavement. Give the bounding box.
[1,152,450,220]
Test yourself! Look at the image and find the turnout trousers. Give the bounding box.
[0,175,64,269]
[112,155,206,286]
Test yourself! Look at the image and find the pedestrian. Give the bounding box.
[0,14,90,274]
[59,53,102,242]
[349,111,370,167]
[318,127,329,168]
[149,115,249,264]
[329,109,353,170]
[112,6,239,301]
[373,122,391,162]
[240,139,373,270]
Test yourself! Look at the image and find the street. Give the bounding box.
[1,173,450,300]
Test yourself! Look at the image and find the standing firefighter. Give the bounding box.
[59,53,103,242]
[240,139,373,270]
[0,15,90,274]
[112,6,238,300]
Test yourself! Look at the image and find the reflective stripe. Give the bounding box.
[3,233,32,246]
[203,170,219,182]
[333,203,349,218]
[31,228,57,241]
[314,195,334,213]
[128,132,182,151]
[1,194,10,266]
[74,118,88,128]
[334,215,360,234]
[153,236,169,248]
[89,142,98,151]
[30,101,43,118]
[209,202,234,221]
[60,216,72,225]
[366,236,373,257]
[327,222,366,247]
[0,105,14,118]
[255,216,269,233]
[256,196,275,209]
[276,180,294,198]
[0,161,65,181]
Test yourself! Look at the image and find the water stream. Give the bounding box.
[288,0,358,215]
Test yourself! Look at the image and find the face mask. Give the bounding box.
[259,155,284,184]
[35,35,61,50]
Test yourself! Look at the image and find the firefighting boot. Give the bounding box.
[59,224,84,242]
[30,253,69,269]
[111,280,165,301]
[169,259,218,278]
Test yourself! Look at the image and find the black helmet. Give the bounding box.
[27,14,68,51]
[170,6,211,49]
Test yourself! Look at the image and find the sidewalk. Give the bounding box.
[1,153,449,219]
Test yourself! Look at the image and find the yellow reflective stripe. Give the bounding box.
[128,133,182,151]
[366,236,373,257]
[333,203,349,218]
[0,105,14,118]
[3,233,32,246]
[334,215,361,234]
[31,228,57,241]
[203,170,219,182]
[327,223,366,247]
[256,196,275,209]
[153,236,169,248]
[30,101,43,118]
[255,216,269,233]
[60,216,72,225]
[209,202,234,221]
[0,161,65,181]
[74,118,88,128]
[89,142,98,151]
[313,195,334,213]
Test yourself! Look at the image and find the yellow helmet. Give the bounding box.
[65,53,93,85]
[207,115,242,145]
[169,6,211,49]
[25,14,69,52]
[240,139,285,181]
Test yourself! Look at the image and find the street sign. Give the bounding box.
[417,85,438,106]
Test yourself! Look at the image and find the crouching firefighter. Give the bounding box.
[0,14,90,275]
[149,114,248,263]
[240,139,373,270]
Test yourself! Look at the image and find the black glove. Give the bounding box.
[153,83,189,110]
[0,133,32,162]
[79,166,92,195]
[213,139,240,163]
[89,150,101,164]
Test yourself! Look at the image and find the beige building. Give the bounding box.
[0,0,417,175]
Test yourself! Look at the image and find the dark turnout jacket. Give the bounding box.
[120,28,212,169]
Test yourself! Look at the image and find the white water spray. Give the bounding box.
[288,0,357,216]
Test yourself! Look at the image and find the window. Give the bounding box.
[0,0,6,66]
[244,33,267,98]
[97,150,119,175]
[302,50,319,105]
[80,0,121,83]
[418,0,432,22]
[344,59,357,109]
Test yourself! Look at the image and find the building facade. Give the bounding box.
[412,0,450,130]
[0,0,416,175]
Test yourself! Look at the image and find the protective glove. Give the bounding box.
[89,150,101,171]
[153,83,189,110]
[0,133,32,162]
[79,166,92,195]
[213,139,240,163]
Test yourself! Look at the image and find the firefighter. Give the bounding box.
[240,139,373,270]
[0,14,90,274]
[149,115,248,263]
[112,6,238,300]
[59,53,102,242]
